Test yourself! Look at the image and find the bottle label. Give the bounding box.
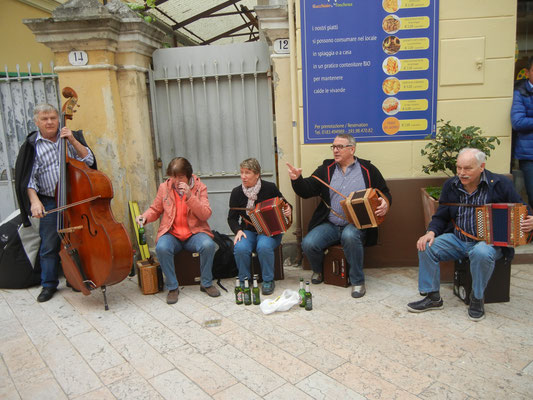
[236,291,243,303]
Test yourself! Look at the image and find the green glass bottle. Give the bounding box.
[298,278,306,307]
[252,274,261,305]
[138,222,146,245]
[305,281,312,311]
[243,278,252,305]
[235,277,243,305]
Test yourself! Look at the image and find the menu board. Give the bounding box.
[300,0,439,143]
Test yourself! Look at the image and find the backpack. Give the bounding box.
[211,230,238,290]
[0,210,41,288]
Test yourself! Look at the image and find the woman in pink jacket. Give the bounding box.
[137,157,220,304]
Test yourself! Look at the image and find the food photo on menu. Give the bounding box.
[383,0,400,13]
[382,97,400,115]
[382,14,401,34]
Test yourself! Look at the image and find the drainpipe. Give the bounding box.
[288,0,303,264]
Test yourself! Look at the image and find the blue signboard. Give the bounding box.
[300,0,439,143]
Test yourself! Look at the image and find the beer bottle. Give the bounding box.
[305,281,312,311]
[138,221,147,245]
[252,274,261,305]
[243,278,252,305]
[235,277,243,305]
[298,278,306,307]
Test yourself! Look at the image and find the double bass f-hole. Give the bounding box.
[81,214,98,237]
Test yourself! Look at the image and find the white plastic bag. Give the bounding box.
[259,289,300,314]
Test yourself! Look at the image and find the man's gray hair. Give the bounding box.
[335,133,357,147]
[458,148,487,165]
[33,103,58,123]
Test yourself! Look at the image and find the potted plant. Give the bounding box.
[420,120,501,227]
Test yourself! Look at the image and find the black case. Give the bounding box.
[323,245,350,288]
[174,251,201,286]
[453,256,512,304]
[251,244,284,283]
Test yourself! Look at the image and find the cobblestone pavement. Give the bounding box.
[1,264,532,399]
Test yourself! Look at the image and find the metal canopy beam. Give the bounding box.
[202,20,255,45]
[173,0,242,29]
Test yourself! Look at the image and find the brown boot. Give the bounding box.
[200,285,220,297]
[167,289,179,304]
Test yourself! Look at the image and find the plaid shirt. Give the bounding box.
[453,171,489,242]
[28,130,94,197]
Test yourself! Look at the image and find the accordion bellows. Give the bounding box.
[248,197,291,237]
[476,203,529,247]
[341,188,385,229]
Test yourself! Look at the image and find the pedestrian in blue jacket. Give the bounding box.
[511,56,533,208]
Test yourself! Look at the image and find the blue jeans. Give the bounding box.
[155,232,216,290]
[39,196,61,289]
[418,233,502,299]
[519,160,533,208]
[234,230,282,282]
[302,222,367,285]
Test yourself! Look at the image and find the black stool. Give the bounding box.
[453,255,512,304]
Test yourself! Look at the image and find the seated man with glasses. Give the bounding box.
[287,134,391,298]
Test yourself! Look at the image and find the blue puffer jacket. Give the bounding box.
[511,79,533,160]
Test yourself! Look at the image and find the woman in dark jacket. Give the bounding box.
[228,158,291,295]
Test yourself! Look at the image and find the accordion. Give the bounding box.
[475,203,530,247]
[340,188,386,229]
[247,197,292,236]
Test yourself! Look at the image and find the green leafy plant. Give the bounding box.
[126,1,157,23]
[420,120,500,199]
[421,120,500,177]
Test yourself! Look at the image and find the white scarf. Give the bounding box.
[242,179,261,209]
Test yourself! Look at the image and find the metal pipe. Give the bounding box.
[288,0,303,263]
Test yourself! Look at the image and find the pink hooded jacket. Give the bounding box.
[141,175,213,243]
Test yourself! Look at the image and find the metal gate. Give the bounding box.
[0,63,60,222]
[150,41,275,234]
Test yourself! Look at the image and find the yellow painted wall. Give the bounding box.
[293,0,517,179]
[2,0,55,73]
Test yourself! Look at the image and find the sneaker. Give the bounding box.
[351,283,366,298]
[311,272,323,284]
[468,295,485,321]
[262,280,275,295]
[407,295,443,313]
[167,289,179,304]
[200,285,221,297]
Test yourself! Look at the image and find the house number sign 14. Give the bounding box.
[68,50,88,66]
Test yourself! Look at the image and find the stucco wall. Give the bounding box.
[2,0,55,73]
[293,0,517,179]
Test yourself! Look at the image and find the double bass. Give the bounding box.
[56,87,133,309]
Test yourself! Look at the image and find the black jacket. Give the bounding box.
[228,179,290,234]
[14,130,97,227]
[291,158,392,246]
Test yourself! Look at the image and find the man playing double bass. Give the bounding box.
[15,103,96,303]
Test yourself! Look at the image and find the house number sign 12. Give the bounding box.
[68,50,88,66]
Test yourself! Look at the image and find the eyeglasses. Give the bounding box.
[330,144,353,151]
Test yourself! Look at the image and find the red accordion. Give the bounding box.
[247,197,292,236]
[341,188,387,229]
[476,203,530,247]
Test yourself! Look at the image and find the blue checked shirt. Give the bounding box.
[28,130,95,197]
[328,159,366,226]
[453,171,489,242]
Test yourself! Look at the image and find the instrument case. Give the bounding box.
[323,245,350,288]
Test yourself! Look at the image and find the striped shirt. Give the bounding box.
[328,159,366,226]
[453,171,489,242]
[28,130,95,197]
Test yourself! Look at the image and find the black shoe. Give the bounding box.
[407,295,443,313]
[468,295,485,321]
[311,272,323,284]
[37,287,57,303]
